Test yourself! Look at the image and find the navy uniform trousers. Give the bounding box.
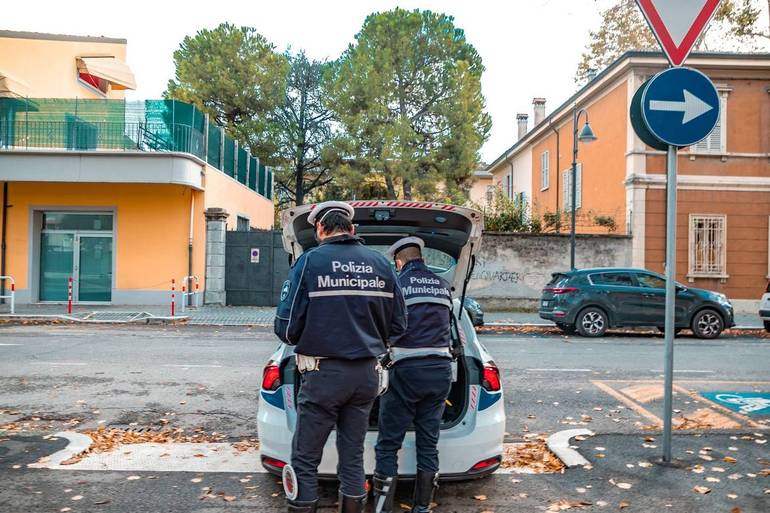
[374,357,453,476]
[292,357,379,501]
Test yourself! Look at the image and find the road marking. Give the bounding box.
[30,362,87,366]
[0,343,21,346]
[526,368,592,372]
[590,380,663,425]
[673,385,766,429]
[162,364,223,368]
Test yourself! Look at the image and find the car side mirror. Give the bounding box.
[676,285,686,292]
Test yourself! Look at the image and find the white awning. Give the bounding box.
[76,57,136,90]
[0,71,32,98]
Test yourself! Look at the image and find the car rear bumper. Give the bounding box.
[257,388,505,480]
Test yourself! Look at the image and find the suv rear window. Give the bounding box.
[546,274,571,288]
[590,272,634,286]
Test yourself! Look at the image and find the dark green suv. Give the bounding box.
[539,268,735,339]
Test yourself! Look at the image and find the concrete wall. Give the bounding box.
[468,232,632,310]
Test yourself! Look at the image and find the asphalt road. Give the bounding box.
[1,324,768,512]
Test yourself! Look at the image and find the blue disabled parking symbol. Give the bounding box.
[702,392,770,416]
[642,67,720,147]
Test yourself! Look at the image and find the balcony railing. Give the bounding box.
[0,98,273,200]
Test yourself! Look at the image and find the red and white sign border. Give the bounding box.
[635,0,723,66]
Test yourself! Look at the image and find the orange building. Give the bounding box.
[487,51,770,300]
[0,30,274,306]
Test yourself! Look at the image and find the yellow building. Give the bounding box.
[0,30,274,305]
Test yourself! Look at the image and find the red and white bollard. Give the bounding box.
[171,279,176,317]
[67,277,73,314]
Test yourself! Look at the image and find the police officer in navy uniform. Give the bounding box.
[373,237,454,513]
[275,201,407,513]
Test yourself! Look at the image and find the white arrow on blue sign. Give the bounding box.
[642,66,720,147]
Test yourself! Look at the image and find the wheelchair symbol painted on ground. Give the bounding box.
[702,392,770,416]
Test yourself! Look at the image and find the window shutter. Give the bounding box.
[562,170,570,210]
[694,94,725,153]
[576,163,583,209]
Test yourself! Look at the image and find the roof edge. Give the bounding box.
[0,30,127,44]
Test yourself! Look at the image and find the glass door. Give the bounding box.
[76,235,112,302]
[39,233,75,301]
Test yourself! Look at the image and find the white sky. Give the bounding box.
[3,0,611,163]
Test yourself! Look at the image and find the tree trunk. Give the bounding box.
[294,164,305,206]
[403,179,413,200]
[385,175,397,200]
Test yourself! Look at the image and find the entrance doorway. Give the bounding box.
[39,212,113,302]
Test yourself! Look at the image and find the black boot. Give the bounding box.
[338,490,367,513]
[411,470,438,513]
[287,498,317,513]
[372,473,398,513]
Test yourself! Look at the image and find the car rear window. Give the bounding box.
[370,245,456,273]
[547,273,571,288]
[590,272,634,286]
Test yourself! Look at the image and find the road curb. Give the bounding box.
[546,429,594,468]
[28,431,92,468]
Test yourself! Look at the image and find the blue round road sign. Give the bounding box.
[642,67,720,147]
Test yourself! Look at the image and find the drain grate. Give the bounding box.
[106,424,163,433]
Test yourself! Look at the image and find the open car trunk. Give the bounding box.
[279,201,484,428]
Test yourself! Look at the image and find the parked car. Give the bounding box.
[258,201,504,479]
[760,281,770,332]
[538,267,735,339]
[463,296,484,327]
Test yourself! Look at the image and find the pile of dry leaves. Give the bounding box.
[60,426,257,465]
[499,437,565,474]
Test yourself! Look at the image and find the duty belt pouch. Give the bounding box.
[376,362,389,396]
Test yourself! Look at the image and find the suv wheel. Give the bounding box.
[691,309,724,339]
[577,307,608,337]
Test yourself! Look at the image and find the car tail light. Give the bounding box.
[482,363,501,392]
[262,456,286,469]
[261,362,281,391]
[471,456,501,471]
[543,287,579,294]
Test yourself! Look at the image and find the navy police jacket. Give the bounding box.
[394,259,452,349]
[274,233,407,359]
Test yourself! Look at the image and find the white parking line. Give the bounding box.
[30,362,87,366]
[0,343,21,346]
[526,368,592,372]
[162,364,223,368]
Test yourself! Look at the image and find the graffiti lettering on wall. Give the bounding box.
[473,268,521,283]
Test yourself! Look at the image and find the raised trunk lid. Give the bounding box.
[280,201,483,295]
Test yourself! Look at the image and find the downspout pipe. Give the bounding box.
[548,119,561,231]
[1,182,7,303]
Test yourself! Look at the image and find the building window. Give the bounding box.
[688,214,727,278]
[562,164,582,210]
[236,216,250,232]
[692,93,728,154]
[540,151,550,190]
[505,175,512,199]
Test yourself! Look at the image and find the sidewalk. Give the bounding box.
[0,303,764,328]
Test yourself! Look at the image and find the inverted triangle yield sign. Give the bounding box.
[636,0,723,66]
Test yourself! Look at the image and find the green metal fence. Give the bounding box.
[0,98,273,200]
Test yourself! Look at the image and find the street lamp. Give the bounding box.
[570,105,598,270]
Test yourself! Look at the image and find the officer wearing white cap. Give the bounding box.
[275,201,407,513]
[373,237,454,513]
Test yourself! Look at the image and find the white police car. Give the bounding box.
[258,201,505,479]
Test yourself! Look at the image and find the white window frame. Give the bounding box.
[688,214,728,280]
[485,185,495,206]
[505,174,512,200]
[562,164,582,211]
[540,150,550,191]
[691,89,729,155]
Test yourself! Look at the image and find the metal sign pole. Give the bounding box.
[662,144,677,462]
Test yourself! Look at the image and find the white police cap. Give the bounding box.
[387,236,425,259]
[306,201,355,226]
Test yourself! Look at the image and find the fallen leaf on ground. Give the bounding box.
[619,501,630,509]
[474,495,487,501]
[693,486,711,494]
[71,495,83,501]
[93,499,110,505]
[723,456,737,463]
[547,499,592,511]
[190,478,202,483]
[706,477,720,483]
[126,476,141,481]
[223,496,236,502]
[727,494,738,499]
[730,508,741,513]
